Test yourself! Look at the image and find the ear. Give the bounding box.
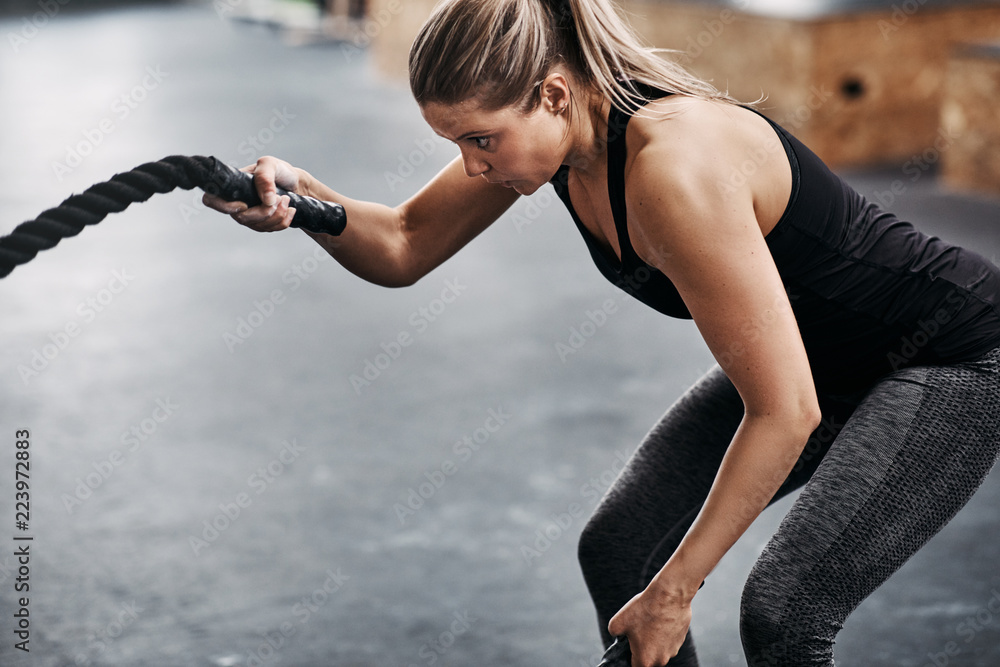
[538,71,572,115]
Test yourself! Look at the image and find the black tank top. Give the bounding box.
[550,92,1000,397]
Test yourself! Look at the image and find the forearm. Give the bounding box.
[296,169,416,287]
[295,158,517,288]
[653,412,815,599]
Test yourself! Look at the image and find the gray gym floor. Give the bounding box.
[1,3,999,666]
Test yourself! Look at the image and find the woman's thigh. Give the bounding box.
[741,346,1000,666]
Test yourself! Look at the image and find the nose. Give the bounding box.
[460,147,490,178]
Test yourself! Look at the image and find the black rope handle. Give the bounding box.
[0,155,346,279]
[597,636,631,667]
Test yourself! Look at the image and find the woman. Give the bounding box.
[204,0,1000,664]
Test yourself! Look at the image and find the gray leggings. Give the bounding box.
[578,345,1000,666]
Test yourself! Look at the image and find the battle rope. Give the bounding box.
[0,155,346,279]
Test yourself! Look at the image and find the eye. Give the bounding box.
[472,136,492,150]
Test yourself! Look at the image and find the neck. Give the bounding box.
[562,91,612,177]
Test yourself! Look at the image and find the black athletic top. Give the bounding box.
[550,92,1000,397]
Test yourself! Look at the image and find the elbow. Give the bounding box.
[369,222,426,288]
[747,396,822,441]
[343,254,420,288]
[376,272,422,289]
[375,249,430,288]
[800,400,823,438]
[792,400,824,448]
[365,260,422,288]
[374,210,427,288]
[786,394,823,439]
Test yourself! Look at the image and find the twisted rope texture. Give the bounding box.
[0,155,220,279]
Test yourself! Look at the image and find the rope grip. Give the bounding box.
[205,158,346,236]
[0,155,347,279]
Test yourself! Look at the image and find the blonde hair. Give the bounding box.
[408,0,739,114]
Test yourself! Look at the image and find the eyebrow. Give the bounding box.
[455,129,490,141]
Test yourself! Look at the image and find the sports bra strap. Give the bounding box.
[605,89,671,271]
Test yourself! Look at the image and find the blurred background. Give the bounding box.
[1,0,999,665]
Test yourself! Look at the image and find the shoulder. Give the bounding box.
[624,96,760,205]
[627,95,750,163]
[621,97,759,267]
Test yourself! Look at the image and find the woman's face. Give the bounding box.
[421,96,571,196]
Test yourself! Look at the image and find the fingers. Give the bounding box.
[201,192,296,232]
[252,159,279,208]
[199,156,300,233]
[235,194,296,232]
[202,192,247,216]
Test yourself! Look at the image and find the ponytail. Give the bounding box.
[408,0,739,113]
[564,0,738,112]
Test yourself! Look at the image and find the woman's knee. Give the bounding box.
[577,504,620,581]
[740,563,836,666]
[740,566,787,662]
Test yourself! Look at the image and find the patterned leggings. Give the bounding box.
[578,345,1000,666]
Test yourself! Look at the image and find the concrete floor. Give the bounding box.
[1,3,999,666]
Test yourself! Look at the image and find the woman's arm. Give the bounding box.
[607,105,822,666]
[204,155,521,287]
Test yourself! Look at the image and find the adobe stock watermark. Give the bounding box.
[72,600,144,666]
[213,0,246,19]
[280,244,335,290]
[384,134,450,193]
[218,245,338,352]
[753,589,1000,667]
[231,566,350,667]
[222,290,287,352]
[790,414,844,475]
[922,587,1000,667]
[869,125,961,211]
[520,449,630,565]
[555,297,621,363]
[6,0,70,54]
[17,268,136,386]
[221,246,334,351]
[393,406,512,525]
[52,66,169,182]
[681,0,752,62]
[349,277,468,394]
[177,107,297,225]
[886,287,968,371]
[555,257,668,363]
[716,121,785,197]
[236,108,296,165]
[555,240,686,362]
[712,287,800,371]
[717,84,833,198]
[406,610,478,667]
[188,439,306,556]
[878,0,931,40]
[779,84,836,133]
[509,187,559,234]
[61,397,181,514]
[340,0,404,64]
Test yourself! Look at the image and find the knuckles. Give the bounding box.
[205,157,297,234]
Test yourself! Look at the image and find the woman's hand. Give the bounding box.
[608,582,693,667]
[202,156,302,232]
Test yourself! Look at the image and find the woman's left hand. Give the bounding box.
[607,583,693,667]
